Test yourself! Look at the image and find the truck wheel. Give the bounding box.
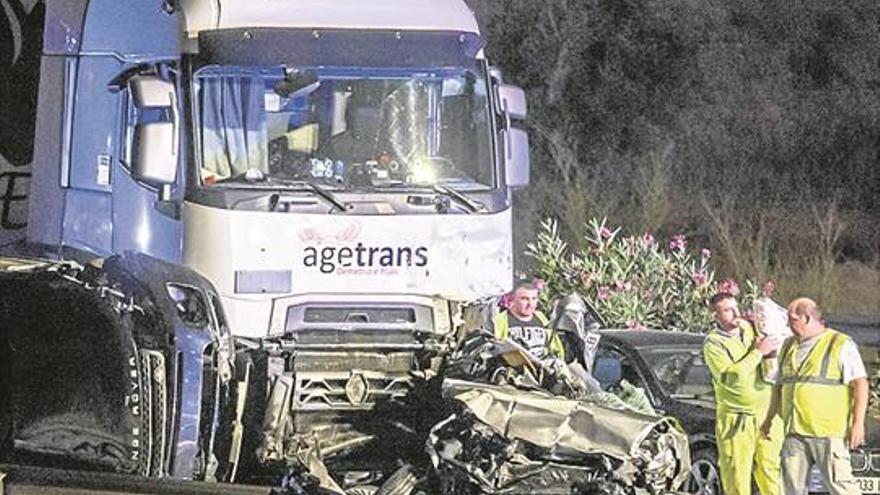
[686,447,721,495]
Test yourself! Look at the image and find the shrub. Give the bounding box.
[526,217,762,332]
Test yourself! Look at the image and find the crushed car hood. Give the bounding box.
[444,379,675,459]
[442,378,691,489]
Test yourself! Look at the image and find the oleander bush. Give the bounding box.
[526,217,764,332]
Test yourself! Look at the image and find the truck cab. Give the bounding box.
[13,1,530,486]
[21,0,529,340]
[176,0,530,340]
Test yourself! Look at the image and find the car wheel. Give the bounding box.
[686,447,721,495]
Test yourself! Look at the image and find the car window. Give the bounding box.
[643,349,713,397]
[593,348,644,391]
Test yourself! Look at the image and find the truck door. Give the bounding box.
[58,0,181,260]
[112,68,183,263]
[60,53,120,255]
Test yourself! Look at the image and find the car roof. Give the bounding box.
[601,324,880,350]
[827,319,880,347]
[598,329,706,348]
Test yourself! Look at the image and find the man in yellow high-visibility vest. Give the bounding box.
[704,292,783,495]
[489,282,565,361]
[761,298,868,495]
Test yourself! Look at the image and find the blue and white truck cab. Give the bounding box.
[21,0,529,340]
[7,0,531,486]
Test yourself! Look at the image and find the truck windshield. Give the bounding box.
[193,65,494,191]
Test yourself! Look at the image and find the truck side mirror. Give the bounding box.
[133,122,177,184]
[501,128,530,189]
[132,77,174,108]
[130,77,179,190]
[496,83,530,189]
[496,84,527,120]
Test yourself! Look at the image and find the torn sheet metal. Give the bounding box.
[431,379,691,493]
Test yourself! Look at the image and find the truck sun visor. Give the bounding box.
[196,29,484,68]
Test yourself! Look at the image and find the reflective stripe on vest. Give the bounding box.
[779,329,850,438]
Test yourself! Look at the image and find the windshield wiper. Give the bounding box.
[222,176,350,212]
[433,184,487,213]
[302,181,349,212]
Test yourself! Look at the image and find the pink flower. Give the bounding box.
[718,278,740,296]
[701,248,711,260]
[690,271,708,287]
[614,280,632,292]
[599,226,613,238]
[642,233,656,249]
[499,292,513,309]
[668,234,687,252]
[597,286,610,301]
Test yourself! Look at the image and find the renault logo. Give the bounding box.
[344,371,369,406]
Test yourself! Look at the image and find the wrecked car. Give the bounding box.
[592,330,719,494]
[0,253,237,481]
[233,289,692,494]
[429,379,690,494]
[425,331,691,495]
[237,297,690,495]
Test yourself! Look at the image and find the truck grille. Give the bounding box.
[138,349,168,477]
[304,307,416,324]
[292,370,411,410]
